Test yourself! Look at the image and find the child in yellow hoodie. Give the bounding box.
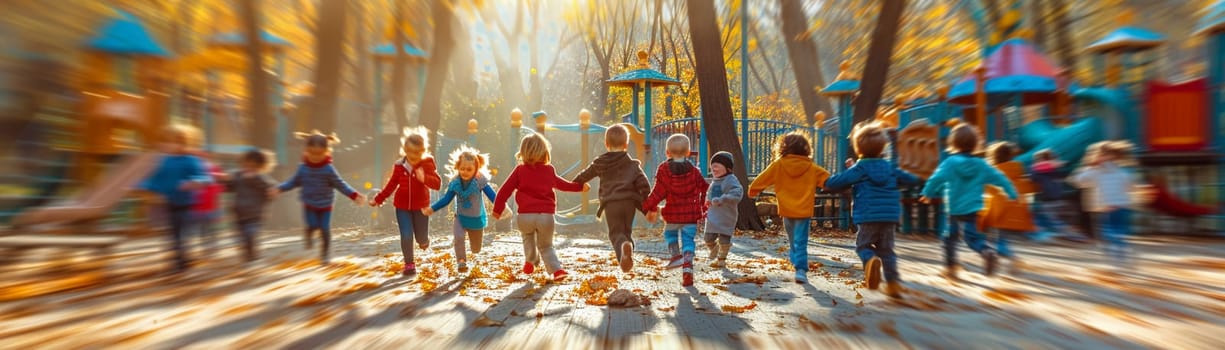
[748,132,831,284]
[979,142,1036,273]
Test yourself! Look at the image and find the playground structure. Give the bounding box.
[2,11,173,256]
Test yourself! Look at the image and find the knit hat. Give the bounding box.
[710,151,734,171]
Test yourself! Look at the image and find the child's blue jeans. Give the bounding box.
[856,222,898,282]
[1099,208,1132,261]
[944,214,993,267]
[663,224,698,254]
[783,218,811,272]
[395,209,429,263]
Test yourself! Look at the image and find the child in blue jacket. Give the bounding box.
[141,125,212,273]
[424,146,497,274]
[824,122,920,299]
[919,123,1017,280]
[272,131,366,265]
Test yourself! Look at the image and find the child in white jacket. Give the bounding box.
[1069,141,1152,264]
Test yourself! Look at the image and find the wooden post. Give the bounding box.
[467,119,478,147]
[579,109,591,215]
[974,66,988,135]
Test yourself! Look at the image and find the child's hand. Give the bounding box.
[414,168,425,182]
[582,183,591,192]
[368,200,379,207]
[353,194,367,205]
[491,211,503,220]
[845,158,856,168]
[705,200,714,208]
[267,188,280,198]
[646,211,659,224]
[423,208,434,216]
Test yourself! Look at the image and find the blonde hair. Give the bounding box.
[605,124,629,150]
[294,130,340,150]
[851,121,889,158]
[947,124,979,154]
[162,124,201,147]
[516,133,551,165]
[445,144,492,180]
[400,126,432,157]
[1100,140,1137,166]
[666,134,691,158]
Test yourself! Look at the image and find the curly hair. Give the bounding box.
[444,144,491,181]
[774,131,812,160]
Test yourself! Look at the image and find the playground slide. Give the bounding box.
[10,152,162,228]
[1015,116,1104,167]
[1147,180,1218,217]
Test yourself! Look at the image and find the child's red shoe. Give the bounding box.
[523,262,535,275]
[665,255,684,269]
[682,271,694,286]
[553,269,568,281]
[403,263,417,276]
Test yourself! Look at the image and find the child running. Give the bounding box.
[572,124,652,273]
[424,145,497,274]
[919,123,1016,279]
[644,134,710,287]
[273,131,366,265]
[141,124,212,273]
[980,141,1038,272]
[1030,149,1077,242]
[703,151,743,268]
[747,132,830,284]
[224,148,278,262]
[823,122,920,298]
[1069,141,1147,265]
[492,133,589,281]
[371,127,444,276]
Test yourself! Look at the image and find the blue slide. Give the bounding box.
[1014,116,1105,167]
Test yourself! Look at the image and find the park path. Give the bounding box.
[2,224,1224,349]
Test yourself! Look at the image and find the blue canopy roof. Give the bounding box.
[207,31,292,48]
[607,68,681,87]
[372,43,427,59]
[1086,26,1166,53]
[819,79,859,96]
[1196,0,1225,35]
[87,10,171,56]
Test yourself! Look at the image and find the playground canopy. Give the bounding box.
[607,68,681,87]
[947,39,1062,106]
[207,31,293,49]
[87,10,170,57]
[371,43,428,62]
[1085,27,1166,53]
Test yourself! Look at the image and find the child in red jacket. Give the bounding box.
[372,126,443,276]
[644,134,709,287]
[492,133,589,281]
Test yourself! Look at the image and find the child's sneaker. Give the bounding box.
[403,263,417,276]
[523,262,535,275]
[794,270,808,284]
[619,242,635,272]
[864,256,882,290]
[710,259,726,268]
[884,281,903,299]
[942,265,960,280]
[418,243,429,250]
[983,250,999,276]
[458,261,469,273]
[682,271,694,286]
[320,253,330,266]
[665,255,684,269]
[553,269,568,281]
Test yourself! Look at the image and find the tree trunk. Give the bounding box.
[851,0,906,132]
[687,0,763,231]
[308,0,348,132]
[418,0,455,134]
[240,0,274,150]
[1050,0,1077,71]
[778,0,833,126]
[391,0,409,131]
[351,0,373,131]
[1031,0,1049,51]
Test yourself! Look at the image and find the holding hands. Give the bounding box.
[645,211,659,224]
[423,207,434,216]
